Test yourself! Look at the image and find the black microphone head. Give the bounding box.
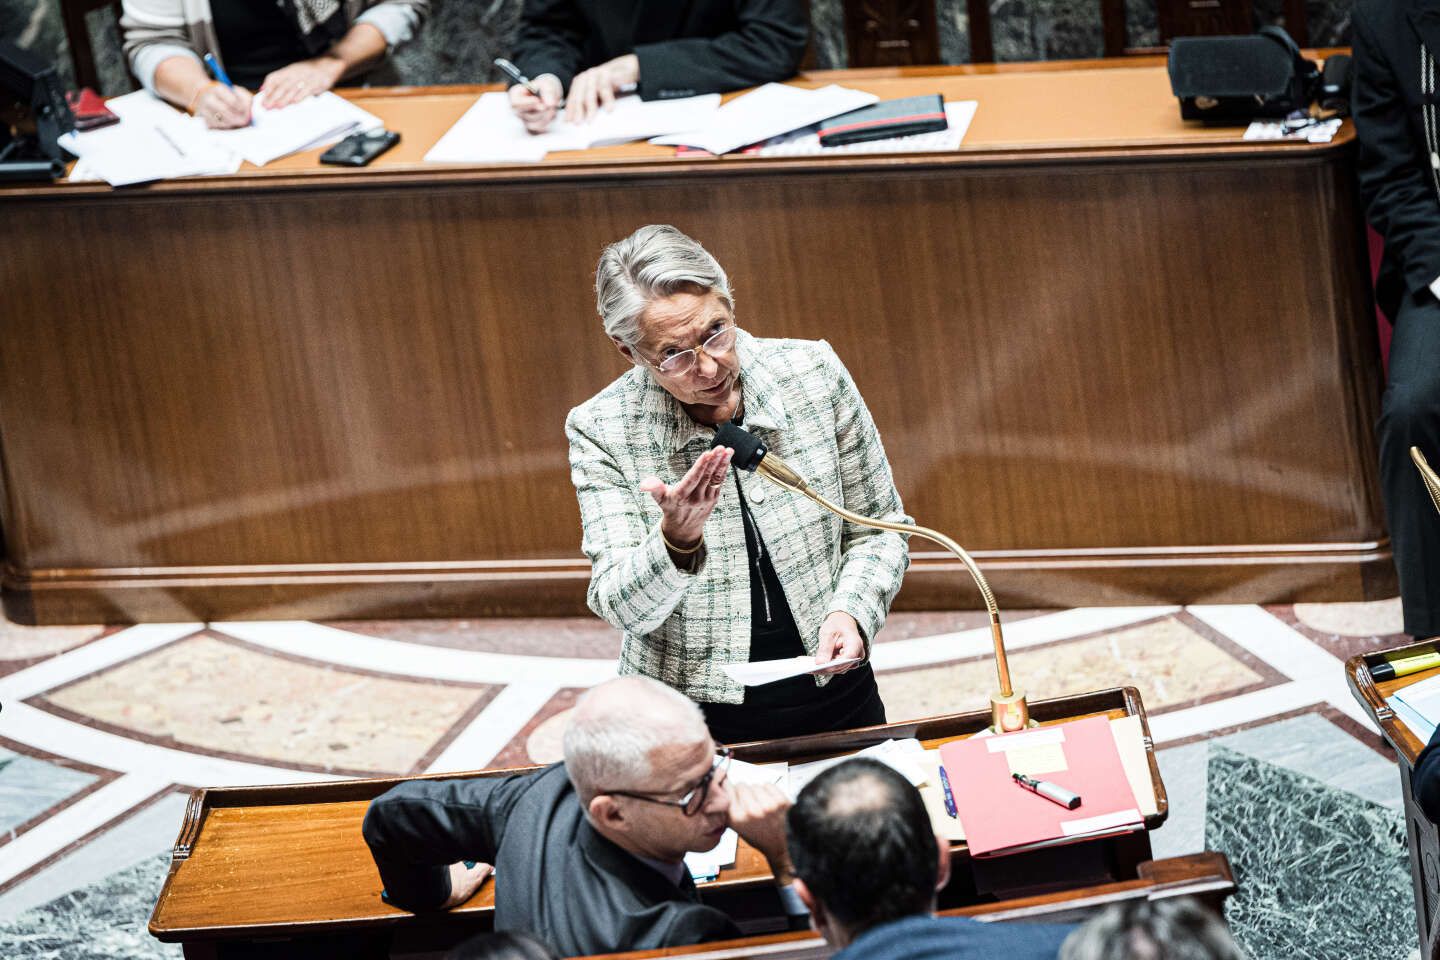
[713,421,766,471]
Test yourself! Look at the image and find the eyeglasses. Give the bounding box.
[606,747,732,816]
[639,324,738,377]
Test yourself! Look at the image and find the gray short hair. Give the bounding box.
[1059,897,1246,960]
[563,676,711,806]
[594,225,734,345]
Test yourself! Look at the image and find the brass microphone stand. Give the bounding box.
[1414,447,1440,517]
[747,448,1033,733]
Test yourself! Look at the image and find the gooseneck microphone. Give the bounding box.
[713,422,1031,733]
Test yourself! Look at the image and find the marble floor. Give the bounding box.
[0,598,1422,959]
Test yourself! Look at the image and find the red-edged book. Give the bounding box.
[817,94,947,146]
[939,715,1144,858]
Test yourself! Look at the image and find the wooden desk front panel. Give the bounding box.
[0,144,1386,622]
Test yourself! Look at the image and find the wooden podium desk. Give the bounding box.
[0,57,1388,624]
[1349,642,1440,959]
[149,687,1166,958]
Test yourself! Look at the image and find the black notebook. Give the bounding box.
[818,94,948,146]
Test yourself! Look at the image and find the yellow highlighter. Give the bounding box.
[1373,649,1440,681]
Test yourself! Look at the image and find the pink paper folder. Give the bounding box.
[938,715,1143,858]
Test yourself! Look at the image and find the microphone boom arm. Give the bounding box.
[751,456,1032,733]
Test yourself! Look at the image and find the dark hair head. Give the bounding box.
[785,757,937,936]
[445,931,560,960]
[1059,896,1246,960]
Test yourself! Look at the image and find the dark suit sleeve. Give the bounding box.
[1415,727,1440,822]
[510,0,588,92]
[660,902,745,946]
[635,0,807,100]
[1353,6,1440,301]
[361,772,534,911]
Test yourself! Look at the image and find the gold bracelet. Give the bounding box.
[661,529,702,555]
[187,81,221,115]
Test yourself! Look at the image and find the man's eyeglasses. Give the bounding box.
[639,324,738,378]
[606,747,732,816]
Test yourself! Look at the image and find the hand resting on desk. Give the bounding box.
[441,860,494,908]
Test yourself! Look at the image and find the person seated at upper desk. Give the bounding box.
[567,224,911,746]
[119,0,429,129]
[786,758,1076,959]
[362,675,803,956]
[506,0,808,132]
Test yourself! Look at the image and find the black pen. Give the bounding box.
[494,58,542,99]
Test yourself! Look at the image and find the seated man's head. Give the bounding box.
[786,758,950,948]
[564,676,731,863]
[1059,896,1245,960]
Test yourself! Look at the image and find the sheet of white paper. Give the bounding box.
[721,655,860,687]
[652,83,879,155]
[756,100,978,157]
[425,91,720,163]
[1390,695,1438,744]
[60,90,242,185]
[727,759,788,786]
[1395,674,1440,725]
[785,738,928,800]
[210,91,381,166]
[685,828,739,881]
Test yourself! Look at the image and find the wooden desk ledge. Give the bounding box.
[573,852,1236,960]
[149,690,1167,949]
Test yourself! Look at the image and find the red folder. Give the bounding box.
[939,715,1143,858]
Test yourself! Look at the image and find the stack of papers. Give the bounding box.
[1388,674,1440,743]
[652,83,879,155]
[939,716,1144,858]
[210,92,382,165]
[425,91,721,164]
[61,89,381,186]
[786,738,930,799]
[756,100,978,157]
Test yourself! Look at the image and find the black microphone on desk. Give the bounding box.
[712,421,1032,732]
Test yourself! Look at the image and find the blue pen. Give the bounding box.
[938,765,958,818]
[203,53,234,89]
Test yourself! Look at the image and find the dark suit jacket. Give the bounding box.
[362,763,740,956]
[510,0,808,100]
[831,914,1074,960]
[1353,0,1440,319]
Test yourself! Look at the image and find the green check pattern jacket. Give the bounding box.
[565,332,910,704]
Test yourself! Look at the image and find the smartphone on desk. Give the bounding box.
[320,128,400,166]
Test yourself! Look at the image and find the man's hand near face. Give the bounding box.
[726,782,793,882]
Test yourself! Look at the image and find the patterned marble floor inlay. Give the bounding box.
[36,633,496,775]
[875,614,1266,720]
[0,598,1422,958]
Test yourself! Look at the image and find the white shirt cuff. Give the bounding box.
[1429,274,1440,301]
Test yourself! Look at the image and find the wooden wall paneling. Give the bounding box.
[0,69,1389,623]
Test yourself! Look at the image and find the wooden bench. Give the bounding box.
[149,687,1168,958]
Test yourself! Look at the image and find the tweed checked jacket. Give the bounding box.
[565,331,910,704]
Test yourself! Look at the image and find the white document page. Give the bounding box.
[721,655,860,687]
[785,738,929,800]
[651,83,879,155]
[210,91,381,166]
[683,761,785,881]
[425,91,721,163]
[756,100,979,157]
[60,91,241,186]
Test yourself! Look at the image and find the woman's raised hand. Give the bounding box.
[638,447,733,549]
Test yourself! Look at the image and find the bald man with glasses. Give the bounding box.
[362,676,800,955]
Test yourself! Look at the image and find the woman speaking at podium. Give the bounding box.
[566,224,911,744]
